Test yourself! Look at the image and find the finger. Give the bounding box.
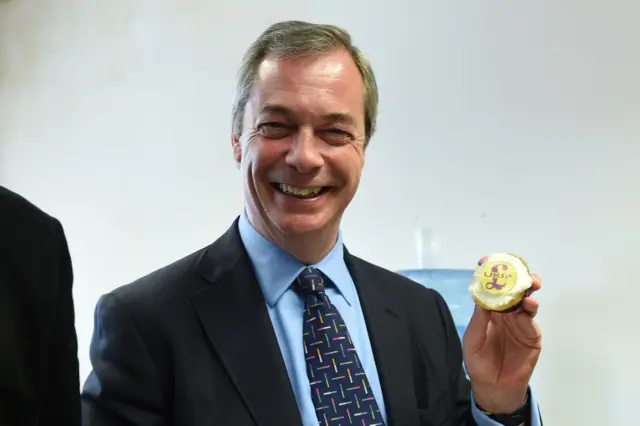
[525,274,542,298]
[530,274,542,291]
[513,305,542,342]
[464,304,491,353]
[477,256,489,266]
[521,296,539,318]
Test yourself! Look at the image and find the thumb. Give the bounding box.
[463,304,491,353]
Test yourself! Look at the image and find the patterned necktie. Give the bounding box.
[295,267,386,426]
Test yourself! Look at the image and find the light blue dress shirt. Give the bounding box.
[238,211,541,426]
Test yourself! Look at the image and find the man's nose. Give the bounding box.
[285,128,324,173]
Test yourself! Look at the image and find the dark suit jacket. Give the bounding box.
[82,219,476,426]
[0,186,81,426]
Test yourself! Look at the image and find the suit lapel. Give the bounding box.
[190,221,301,426]
[345,251,420,426]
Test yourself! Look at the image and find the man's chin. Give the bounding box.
[272,213,332,237]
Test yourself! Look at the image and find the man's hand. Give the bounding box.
[463,257,542,414]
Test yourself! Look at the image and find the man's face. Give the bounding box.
[232,48,366,246]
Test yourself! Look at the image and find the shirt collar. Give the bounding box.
[237,210,354,308]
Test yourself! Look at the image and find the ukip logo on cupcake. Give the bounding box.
[480,261,518,295]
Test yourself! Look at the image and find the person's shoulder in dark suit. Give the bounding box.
[0,186,81,426]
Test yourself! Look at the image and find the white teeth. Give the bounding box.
[278,184,323,197]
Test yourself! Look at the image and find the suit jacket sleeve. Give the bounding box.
[82,293,168,426]
[39,220,81,426]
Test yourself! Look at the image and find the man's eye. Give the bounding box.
[258,123,290,138]
[261,122,286,129]
[323,129,353,140]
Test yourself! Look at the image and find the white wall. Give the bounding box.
[2,1,638,424]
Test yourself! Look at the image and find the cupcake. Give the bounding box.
[469,253,533,312]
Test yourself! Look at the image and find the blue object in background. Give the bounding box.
[395,269,475,341]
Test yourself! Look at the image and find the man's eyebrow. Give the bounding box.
[258,104,297,119]
[258,104,357,127]
[322,112,357,127]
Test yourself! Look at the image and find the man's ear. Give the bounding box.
[231,133,242,167]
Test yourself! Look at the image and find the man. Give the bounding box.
[82,20,543,426]
[0,186,81,426]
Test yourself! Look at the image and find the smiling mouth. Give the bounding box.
[271,183,330,199]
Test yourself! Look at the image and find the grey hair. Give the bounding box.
[231,20,379,147]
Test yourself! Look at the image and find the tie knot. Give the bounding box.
[295,267,325,297]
